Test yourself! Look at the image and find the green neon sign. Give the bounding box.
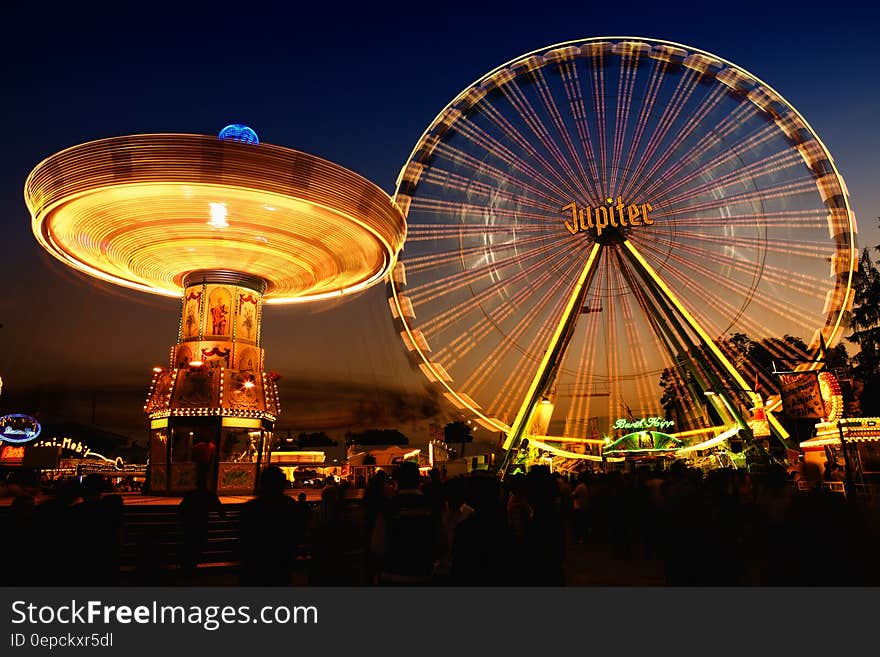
[612,417,674,431]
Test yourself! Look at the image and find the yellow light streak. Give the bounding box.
[622,239,761,408]
[675,426,740,453]
[529,435,606,445]
[503,242,602,450]
[671,425,726,439]
[26,135,406,304]
[528,439,624,462]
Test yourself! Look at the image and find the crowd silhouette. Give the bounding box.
[3,461,880,586]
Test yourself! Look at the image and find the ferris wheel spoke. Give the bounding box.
[404,232,565,274]
[419,242,579,338]
[437,267,562,369]
[612,252,651,415]
[641,122,780,203]
[479,245,595,418]
[618,57,667,198]
[616,253,663,416]
[404,224,550,244]
[449,116,574,202]
[510,70,597,202]
[648,232,831,298]
[497,242,603,443]
[408,237,575,307]
[427,141,567,207]
[622,85,728,201]
[589,53,610,192]
[622,258,709,425]
[659,147,803,206]
[558,62,602,191]
[656,177,818,217]
[602,254,622,420]
[608,49,643,193]
[661,209,829,231]
[657,226,834,260]
[408,198,565,224]
[637,241,815,332]
[467,102,588,202]
[659,150,808,208]
[618,67,703,199]
[631,235,822,334]
[562,280,606,436]
[637,115,776,201]
[418,167,561,213]
[466,247,591,399]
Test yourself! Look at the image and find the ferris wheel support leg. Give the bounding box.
[623,238,795,451]
[498,242,603,477]
[621,239,762,410]
[618,239,792,455]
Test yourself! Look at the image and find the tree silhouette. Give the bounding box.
[345,428,409,446]
[295,432,338,448]
[444,421,473,458]
[847,245,880,410]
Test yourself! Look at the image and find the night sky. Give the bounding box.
[1,1,878,443]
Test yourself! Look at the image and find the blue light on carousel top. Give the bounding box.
[218,124,259,145]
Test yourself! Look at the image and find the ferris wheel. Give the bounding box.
[388,37,858,468]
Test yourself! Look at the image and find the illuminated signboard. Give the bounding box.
[779,372,824,419]
[33,437,93,458]
[612,417,674,432]
[562,197,654,238]
[0,445,25,465]
[0,414,41,444]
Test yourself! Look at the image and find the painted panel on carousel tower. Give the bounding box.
[223,371,264,411]
[175,344,193,369]
[172,367,220,408]
[236,346,261,374]
[218,463,257,492]
[206,285,232,338]
[236,291,260,343]
[181,288,204,340]
[199,343,232,369]
[146,375,172,414]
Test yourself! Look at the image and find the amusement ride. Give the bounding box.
[25,126,406,493]
[387,37,859,475]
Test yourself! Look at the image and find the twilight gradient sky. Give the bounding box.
[1,1,878,439]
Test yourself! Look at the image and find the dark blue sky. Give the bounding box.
[1,1,878,436]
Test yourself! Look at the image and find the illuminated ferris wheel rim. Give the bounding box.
[394,36,857,327]
[25,133,407,304]
[390,35,858,434]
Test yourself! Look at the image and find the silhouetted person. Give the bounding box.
[571,474,591,544]
[309,479,350,585]
[524,466,565,585]
[179,473,226,577]
[451,474,511,585]
[32,479,80,585]
[294,492,309,554]
[362,470,391,581]
[370,461,444,585]
[4,495,36,585]
[237,466,299,585]
[100,492,125,584]
[71,474,122,585]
